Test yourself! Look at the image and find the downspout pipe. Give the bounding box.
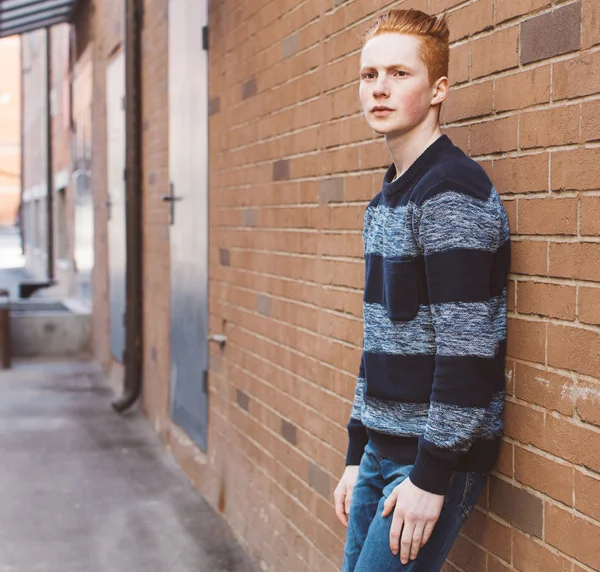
[45,26,54,282]
[112,0,143,413]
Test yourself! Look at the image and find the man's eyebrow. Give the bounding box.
[359,64,412,72]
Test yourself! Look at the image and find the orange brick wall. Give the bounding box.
[87,0,600,571]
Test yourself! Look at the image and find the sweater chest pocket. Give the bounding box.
[383,259,419,321]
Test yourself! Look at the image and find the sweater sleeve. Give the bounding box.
[346,353,369,465]
[408,186,507,494]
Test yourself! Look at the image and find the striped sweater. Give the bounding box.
[346,135,510,495]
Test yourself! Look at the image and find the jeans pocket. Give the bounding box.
[459,472,487,519]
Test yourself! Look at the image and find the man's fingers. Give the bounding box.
[345,488,352,515]
[409,521,426,561]
[381,489,398,517]
[334,488,348,527]
[389,511,404,556]
[399,518,416,564]
[421,519,436,547]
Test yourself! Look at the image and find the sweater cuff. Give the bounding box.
[346,421,369,466]
[409,447,455,495]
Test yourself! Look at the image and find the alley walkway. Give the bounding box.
[0,360,256,572]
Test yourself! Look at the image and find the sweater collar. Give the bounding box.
[381,134,452,198]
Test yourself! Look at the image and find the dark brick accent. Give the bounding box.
[257,294,271,316]
[242,208,258,227]
[521,2,581,64]
[318,177,344,204]
[209,352,221,372]
[308,461,330,498]
[281,419,297,445]
[489,476,543,538]
[219,248,230,266]
[148,172,156,185]
[143,120,150,131]
[273,159,290,181]
[209,96,220,116]
[151,346,157,362]
[241,77,257,100]
[236,389,249,411]
[282,32,299,59]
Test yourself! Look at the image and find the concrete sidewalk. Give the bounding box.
[0,360,257,572]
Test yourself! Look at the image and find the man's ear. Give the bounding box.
[431,76,449,107]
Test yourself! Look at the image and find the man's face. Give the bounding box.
[359,33,438,136]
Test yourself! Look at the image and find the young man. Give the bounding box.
[333,9,510,572]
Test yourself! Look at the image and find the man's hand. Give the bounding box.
[381,477,444,564]
[333,465,360,527]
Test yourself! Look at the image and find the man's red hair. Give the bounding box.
[361,9,450,85]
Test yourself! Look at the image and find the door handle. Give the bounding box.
[162,182,182,225]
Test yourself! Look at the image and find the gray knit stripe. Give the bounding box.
[351,378,366,420]
[417,191,503,255]
[361,396,429,436]
[491,290,508,341]
[363,302,436,355]
[363,204,421,258]
[422,390,505,451]
[430,299,499,357]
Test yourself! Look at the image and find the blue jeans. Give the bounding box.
[342,442,488,572]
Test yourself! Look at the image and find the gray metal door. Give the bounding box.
[106,52,126,362]
[168,0,209,450]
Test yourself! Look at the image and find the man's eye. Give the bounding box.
[362,73,375,79]
[394,70,407,77]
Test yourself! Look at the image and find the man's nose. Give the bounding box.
[373,75,390,97]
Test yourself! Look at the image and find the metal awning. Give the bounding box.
[0,0,78,39]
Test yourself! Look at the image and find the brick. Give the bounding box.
[447,535,486,572]
[574,380,600,428]
[546,502,600,570]
[511,239,548,275]
[257,294,271,316]
[471,115,518,155]
[282,32,299,59]
[517,280,576,320]
[495,0,550,24]
[444,81,493,123]
[514,362,574,416]
[514,445,573,505]
[471,26,519,79]
[548,323,600,379]
[318,177,344,205]
[307,461,330,499]
[462,510,511,561]
[447,0,494,42]
[241,77,257,100]
[281,419,297,445]
[273,159,290,181]
[489,153,549,194]
[503,400,545,447]
[448,43,469,85]
[544,414,600,472]
[518,197,578,236]
[489,476,543,537]
[582,100,600,143]
[242,208,258,227]
[502,199,516,233]
[553,51,600,100]
[512,529,572,572]
[487,557,511,572]
[521,2,581,64]
[552,148,600,191]
[579,287,600,326]
[219,248,230,266]
[495,65,550,112]
[441,125,469,153]
[549,242,600,282]
[236,389,250,411]
[495,439,513,477]
[430,0,464,12]
[574,469,600,521]
[520,105,580,149]
[583,0,600,48]
[507,318,546,362]
[506,279,516,312]
[209,96,220,116]
[581,196,600,236]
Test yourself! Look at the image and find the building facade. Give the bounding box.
[20,0,600,570]
[0,36,21,226]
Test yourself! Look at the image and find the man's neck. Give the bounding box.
[386,121,443,181]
